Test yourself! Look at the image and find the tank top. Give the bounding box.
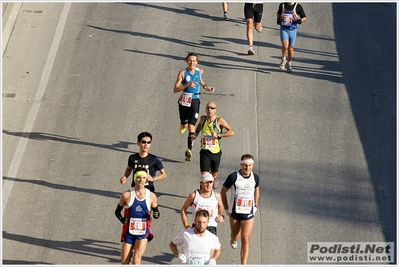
[200,116,221,154]
[281,2,299,31]
[126,188,152,237]
[179,68,201,107]
[190,190,219,227]
[230,171,256,215]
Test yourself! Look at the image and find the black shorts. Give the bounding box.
[244,3,263,22]
[200,149,222,173]
[178,98,200,126]
[231,212,255,221]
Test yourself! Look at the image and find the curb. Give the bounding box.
[2,2,22,56]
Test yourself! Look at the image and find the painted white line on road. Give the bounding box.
[2,3,71,212]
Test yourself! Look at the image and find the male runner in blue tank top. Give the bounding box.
[277,2,307,72]
[173,53,215,162]
[115,167,160,264]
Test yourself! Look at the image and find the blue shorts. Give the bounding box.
[280,28,297,47]
[122,232,153,244]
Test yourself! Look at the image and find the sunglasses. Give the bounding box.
[206,106,216,110]
[141,140,152,144]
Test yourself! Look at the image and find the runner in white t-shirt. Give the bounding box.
[170,210,222,265]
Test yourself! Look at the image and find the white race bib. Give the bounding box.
[282,13,293,26]
[179,92,193,107]
[189,255,208,265]
[235,194,252,214]
[129,218,147,235]
[202,135,216,149]
[196,206,215,217]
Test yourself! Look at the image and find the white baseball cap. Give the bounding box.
[201,172,214,183]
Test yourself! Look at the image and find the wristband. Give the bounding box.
[152,206,160,219]
[202,84,207,88]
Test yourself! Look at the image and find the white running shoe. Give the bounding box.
[248,47,255,55]
[286,62,292,73]
[230,239,238,249]
[223,13,229,21]
[213,179,219,189]
[279,59,287,70]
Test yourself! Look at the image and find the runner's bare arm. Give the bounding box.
[218,117,234,138]
[180,192,195,228]
[174,70,190,93]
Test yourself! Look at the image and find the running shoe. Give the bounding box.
[185,148,192,161]
[255,25,262,33]
[223,13,229,21]
[247,47,255,55]
[230,239,238,249]
[286,62,292,73]
[279,59,287,70]
[213,179,219,189]
[179,125,186,134]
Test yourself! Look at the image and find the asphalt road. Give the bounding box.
[2,2,396,265]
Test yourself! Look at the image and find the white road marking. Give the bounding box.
[2,3,71,212]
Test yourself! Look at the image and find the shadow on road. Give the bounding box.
[2,176,121,199]
[2,231,120,264]
[3,130,181,164]
[332,2,396,249]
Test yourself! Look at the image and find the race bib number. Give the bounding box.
[129,218,147,235]
[235,195,252,214]
[202,135,216,149]
[179,92,193,107]
[197,206,214,217]
[189,255,208,265]
[282,13,293,26]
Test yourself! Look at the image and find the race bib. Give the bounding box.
[189,255,208,265]
[202,135,216,149]
[197,206,215,217]
[282,13,293,26]
[235,194,252,214]
[179,92,193,107]
[129,218,147,235]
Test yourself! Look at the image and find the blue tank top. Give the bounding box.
[182,68,201,100]
[281,3,299,31]
[126,189,152,238]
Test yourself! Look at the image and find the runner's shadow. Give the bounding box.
[123,2,222,22]
[3,130,133,153]
[2,231,120,264]
[2,176,120,199]
[141,252,174,265]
